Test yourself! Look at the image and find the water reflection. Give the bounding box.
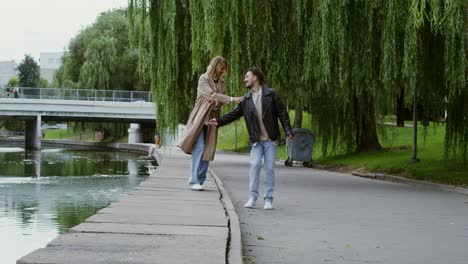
[24,150,41,177]
[0,146,155,264]
[0,148,156,177]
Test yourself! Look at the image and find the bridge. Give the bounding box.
[0,87,156,150]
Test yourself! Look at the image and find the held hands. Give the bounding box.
[208,95,243,118]
[210,96,244,106]
[208,118,218,127]
[209,96,219,108]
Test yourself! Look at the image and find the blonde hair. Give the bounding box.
[207,56,228,80]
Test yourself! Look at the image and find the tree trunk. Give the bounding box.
[293,107,303,128]
[396,86,405,127]
[356,93,382,152]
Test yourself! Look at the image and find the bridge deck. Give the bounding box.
[0,98,155,123]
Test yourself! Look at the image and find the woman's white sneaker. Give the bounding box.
[191,184,204,191]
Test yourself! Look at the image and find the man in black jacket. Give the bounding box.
[209,67,292,210]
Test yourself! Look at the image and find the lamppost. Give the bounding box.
[410,83,420,163]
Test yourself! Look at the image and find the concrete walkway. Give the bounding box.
[210,151,468,264]
[17,149,236,264]
[16,145,468,264]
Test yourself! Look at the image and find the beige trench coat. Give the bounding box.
[177,73,231,161]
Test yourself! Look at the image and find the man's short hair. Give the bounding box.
[248,67,265,85]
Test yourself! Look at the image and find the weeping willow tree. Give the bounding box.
[130,0,313,131]
[79,36,117,89]
[74,32,127,139]
[441,0,467,162]
[381,0,407,127]
[145,0,194,132]
[54,9,150,139]
[303,0,466,158]
[303,1,388,153]
[130,0,467,162]
[399,0,467,162]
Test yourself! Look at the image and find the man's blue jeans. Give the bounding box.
[249,140,277,201]
[189,127,209,185]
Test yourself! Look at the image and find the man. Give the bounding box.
[209,67,292,210]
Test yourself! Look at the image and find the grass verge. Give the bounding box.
[216,112,467,187]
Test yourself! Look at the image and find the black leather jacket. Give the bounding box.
[217,85,292,144]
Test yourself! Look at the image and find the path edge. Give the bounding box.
[209,168,244,264]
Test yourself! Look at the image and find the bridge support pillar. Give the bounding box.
[25,115,42,150]
[128,123,143,144]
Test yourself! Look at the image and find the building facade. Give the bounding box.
[39,52,64,83]
[0,60,17,87]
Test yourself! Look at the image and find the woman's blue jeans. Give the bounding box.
[189,127,209,185]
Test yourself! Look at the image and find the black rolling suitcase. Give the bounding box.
[285,128,314,167]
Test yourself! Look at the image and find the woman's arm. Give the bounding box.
[198,75,243,105]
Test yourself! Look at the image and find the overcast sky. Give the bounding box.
[0,0,128,63]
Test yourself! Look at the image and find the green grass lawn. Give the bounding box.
[216,111,467,186]
[43,129,127,143]
[320,125,467,186]
[43,129,94,141]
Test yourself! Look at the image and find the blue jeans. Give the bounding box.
[189,127,209,185]
[249,140,277,201]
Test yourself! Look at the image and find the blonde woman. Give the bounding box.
[177,56,244,190]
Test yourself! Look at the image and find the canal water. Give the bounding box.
[0,145,154,263]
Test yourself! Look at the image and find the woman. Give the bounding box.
[177,56,244,191]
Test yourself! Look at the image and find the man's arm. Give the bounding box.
[273,92,293,138]
[210,104,243,127]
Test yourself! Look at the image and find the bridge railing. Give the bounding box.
[0,87,153,102]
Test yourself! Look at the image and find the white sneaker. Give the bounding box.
[191,184,204,191]
[244,199,256,208]
[264,200,273,210]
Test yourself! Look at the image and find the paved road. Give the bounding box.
[210,151,468,264]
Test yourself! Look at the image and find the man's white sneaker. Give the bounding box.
[244,199,256,208]
[264,200,273,210]
[191,184,204,191]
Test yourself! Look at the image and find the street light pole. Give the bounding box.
[410,83,420,163]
